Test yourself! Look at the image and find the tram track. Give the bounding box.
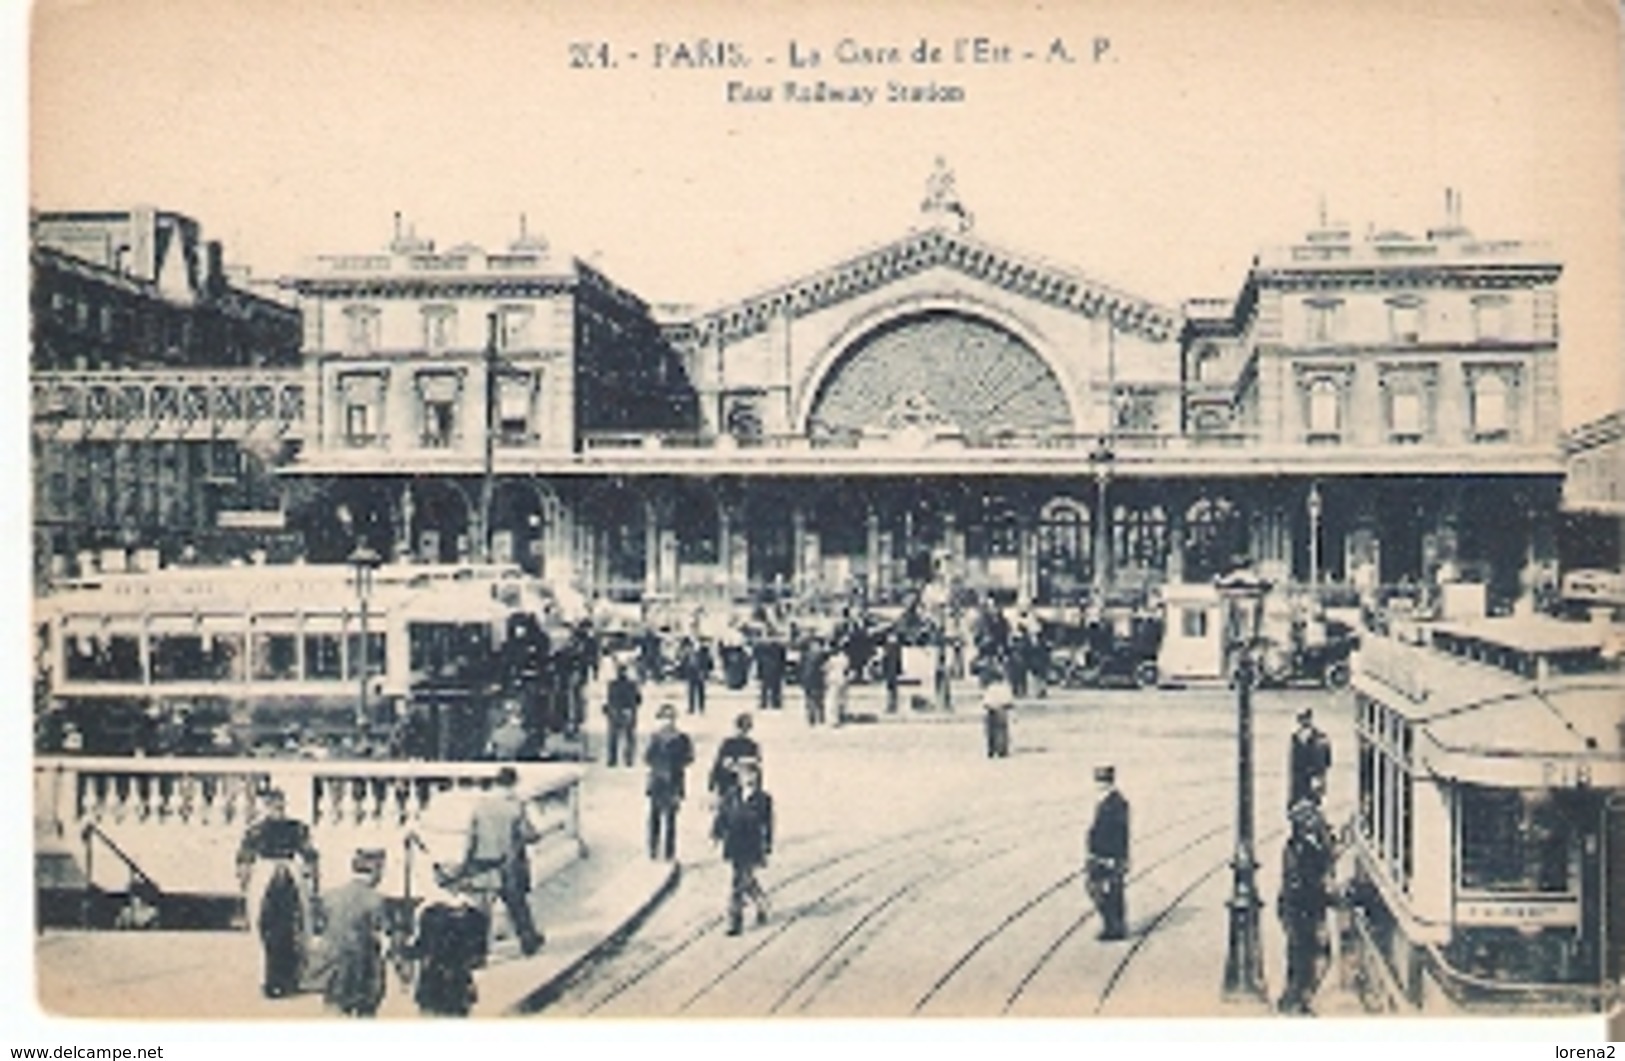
[1087,795,1354,1016]
[565,790,1092,1015]
[668,769,1271,1015]
[559,728,1321,1018]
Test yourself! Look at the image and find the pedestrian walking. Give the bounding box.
[981,664,1014,759]
[709,712,761,800]
[1288,708,1333,808]
[800,637,827,726]
[826,648,850,725]
[1277,798,1335,1014]
[236,788,319,999]
[754,631,787,710]
[880,630,903,714]
[604,661,642,768]
[644,703,695,861]
[681,637,713,716]
[1084,765,1130,941]
[319,847,390,1018]
[1008,627,1031,697]
[463,766,545,956]
[403,864,489,1017]
[713,758,774,936]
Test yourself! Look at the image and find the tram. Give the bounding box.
[1344,613,1624,1013]
[36,561,565,758]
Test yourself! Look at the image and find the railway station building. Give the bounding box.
[33,175,1572,616]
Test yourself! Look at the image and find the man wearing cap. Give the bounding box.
[1288,708,1333,809]
[236,788,319,999]
[708,713,762,799]
[464,766,545,956]
[1085,765,1131,942]
[644,704,695,861]
[1277,798,1335,1014]
[319,847,389,1017]
[714,757,774,936]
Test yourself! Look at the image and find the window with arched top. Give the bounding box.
[1307,377,1341,438]
[1472,374,1510,439]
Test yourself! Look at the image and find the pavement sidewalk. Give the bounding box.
[35,769,677,1020]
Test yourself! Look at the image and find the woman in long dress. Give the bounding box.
[236,789,319,999]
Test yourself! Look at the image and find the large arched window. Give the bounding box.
[1037,498,1091,602]
[807,311,1073,439]
[1113,504,1169,570]
[1184,496,1245,584]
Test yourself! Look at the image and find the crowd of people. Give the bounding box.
[211,587,1345,1017]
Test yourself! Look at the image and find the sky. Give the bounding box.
[23,0,1625,427]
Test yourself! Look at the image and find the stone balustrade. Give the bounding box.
[35,756,584,901]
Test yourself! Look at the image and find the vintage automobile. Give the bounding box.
[1256,612,1359,689]
[1044,603,1165,689]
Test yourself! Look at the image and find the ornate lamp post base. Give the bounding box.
[1222,854,1268,1002]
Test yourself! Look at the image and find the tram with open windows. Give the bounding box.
[1345,614,1624,1013]
[35,562,570,759]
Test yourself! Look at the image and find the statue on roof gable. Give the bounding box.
[920,157,974,234]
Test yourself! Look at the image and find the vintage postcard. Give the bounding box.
[16,0,1623,1045]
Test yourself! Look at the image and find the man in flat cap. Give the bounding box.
[644,703,695,861]
[1085,765,1131,942]
[319,847,389,1017]
[1288,707,1332,809]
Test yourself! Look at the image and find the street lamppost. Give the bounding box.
[350,544,382,734]
[478,311,499,564]
[1216,567,1271,1004]
[1307,482,1323,593]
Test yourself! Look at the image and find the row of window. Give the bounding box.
[37,440,269,528]
[1357,691,1579,897]
[61,631,387,684]
[337,369,539,448]
[1302,371,1516,442]
[1305,296,1512,345]
[340,303,535,353]
[1357,691,1416,892]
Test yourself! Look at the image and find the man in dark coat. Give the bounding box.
[714,758,774,936]
[236,788,320,999]
[604,662,642,768]
[1085,765,1131,941]
[880,630,904,714]
[1277,798,1335,1014]
[709,713,762,799]
[680,637,713,716]
[644,703,695,861]
[320,847,389,1017]
[1288,708,1333,808]
[799,637,827,726]
[754,632,787,710]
